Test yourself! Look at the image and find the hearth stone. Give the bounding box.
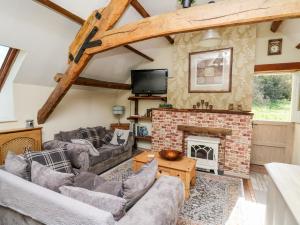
[187,136,220,175]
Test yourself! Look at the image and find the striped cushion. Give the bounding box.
[24,148,73,174]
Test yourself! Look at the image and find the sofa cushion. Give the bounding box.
[58,129,82,142]
[110,129,130,146]
[79,127,104,148]
[59,186,126,221]
[31,161,74,192]
[71,139,100,156]
[102,132,113,145]
[94,180,123,197]
[89,147,113,166]
[25,148,73,174]
[123,159,158,210]
[4,151,30,180]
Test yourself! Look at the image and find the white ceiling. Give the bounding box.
[0,0,299,87]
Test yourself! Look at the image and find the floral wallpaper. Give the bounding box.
[168,25,256,111]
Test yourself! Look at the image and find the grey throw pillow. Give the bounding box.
[59,186,126,221]
[123,159,158,209]
[4,151,30,180]
[94,180,123,197]
[31,161,74,192]
[71,139,100,156]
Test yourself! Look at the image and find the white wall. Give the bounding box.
[256,21,300,65]
[0,83,117,141]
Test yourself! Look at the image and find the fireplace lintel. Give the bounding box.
[177,125,232,136]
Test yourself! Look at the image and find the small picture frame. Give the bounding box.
[268,39,282,56]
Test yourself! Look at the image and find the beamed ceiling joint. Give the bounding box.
[38,0,300,124]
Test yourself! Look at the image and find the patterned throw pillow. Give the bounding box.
[102,132,113,145]
[110,129,130,146]
[71,139,99,156]
[24,148,73,174]
[79,128,104,148]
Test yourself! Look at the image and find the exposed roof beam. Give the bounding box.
[123,45,154,61]
[255,62,300,73]
[34,0,85,24]
[296,43,300,49]
[131,0,174,44]
[270,20,283,32]
[86,0,300,55]
[33,0,153,62]
[0,49,19,92]
[37,0,133,124]
[54,74,131,90]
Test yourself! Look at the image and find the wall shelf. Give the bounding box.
[128,96,167,101]
[127,115,152,121]
[135,136,152,142]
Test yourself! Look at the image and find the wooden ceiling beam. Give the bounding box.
[33,0,153,62]
[86,0,300,55]
[54,74,131,90]
[0,49,19,92]
[254,62,300,73]
[33,0,85,25]
[131,0,174,44]
[37,0,133,124]
[270,20,283,32]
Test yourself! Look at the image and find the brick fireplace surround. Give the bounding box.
[152,108,253,178]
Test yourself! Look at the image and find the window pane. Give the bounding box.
[0,45,9,68]
[252,74,292,121]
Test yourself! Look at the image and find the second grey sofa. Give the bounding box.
[44,126,133,174]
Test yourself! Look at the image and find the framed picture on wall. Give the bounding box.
[268,38,282,55]
[189,48,233,93]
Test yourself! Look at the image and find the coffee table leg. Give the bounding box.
[191,165,196,186]
[185,173,191,199]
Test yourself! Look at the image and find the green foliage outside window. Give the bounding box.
[252,74,292,121]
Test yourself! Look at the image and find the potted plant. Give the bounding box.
[178,0,196,8]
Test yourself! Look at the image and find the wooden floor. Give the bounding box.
[243,164,268,203]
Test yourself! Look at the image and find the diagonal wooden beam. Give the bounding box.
[130,0,174,44]
[296,43,300,49]
[270,20,283,32]
[86,0,300,55]
[34,0,85,24]
[33,0,153,62]
[54,74,131,90]
[37,0,133,124]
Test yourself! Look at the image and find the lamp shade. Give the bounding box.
[112,105,125,115]
[200,29,221,47]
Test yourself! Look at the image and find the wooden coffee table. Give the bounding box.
[132,151,196,199]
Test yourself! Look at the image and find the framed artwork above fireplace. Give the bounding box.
[189,48,233,93]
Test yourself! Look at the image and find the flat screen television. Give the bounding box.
[131,69,168,94]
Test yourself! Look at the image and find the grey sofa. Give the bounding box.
[45,126,133,175]
[0,169,184,225]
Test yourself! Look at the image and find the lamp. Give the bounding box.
[200,1,221,47]
[112,105,125,125]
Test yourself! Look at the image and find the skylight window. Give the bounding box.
[0,44,20,122]
[0,45,9,68]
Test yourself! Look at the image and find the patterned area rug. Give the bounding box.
[100,159,243,225]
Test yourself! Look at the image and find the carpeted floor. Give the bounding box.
[101,159,243,225]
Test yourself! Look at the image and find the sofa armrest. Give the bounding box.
[117,176,184,225]
[0,170,116,225]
